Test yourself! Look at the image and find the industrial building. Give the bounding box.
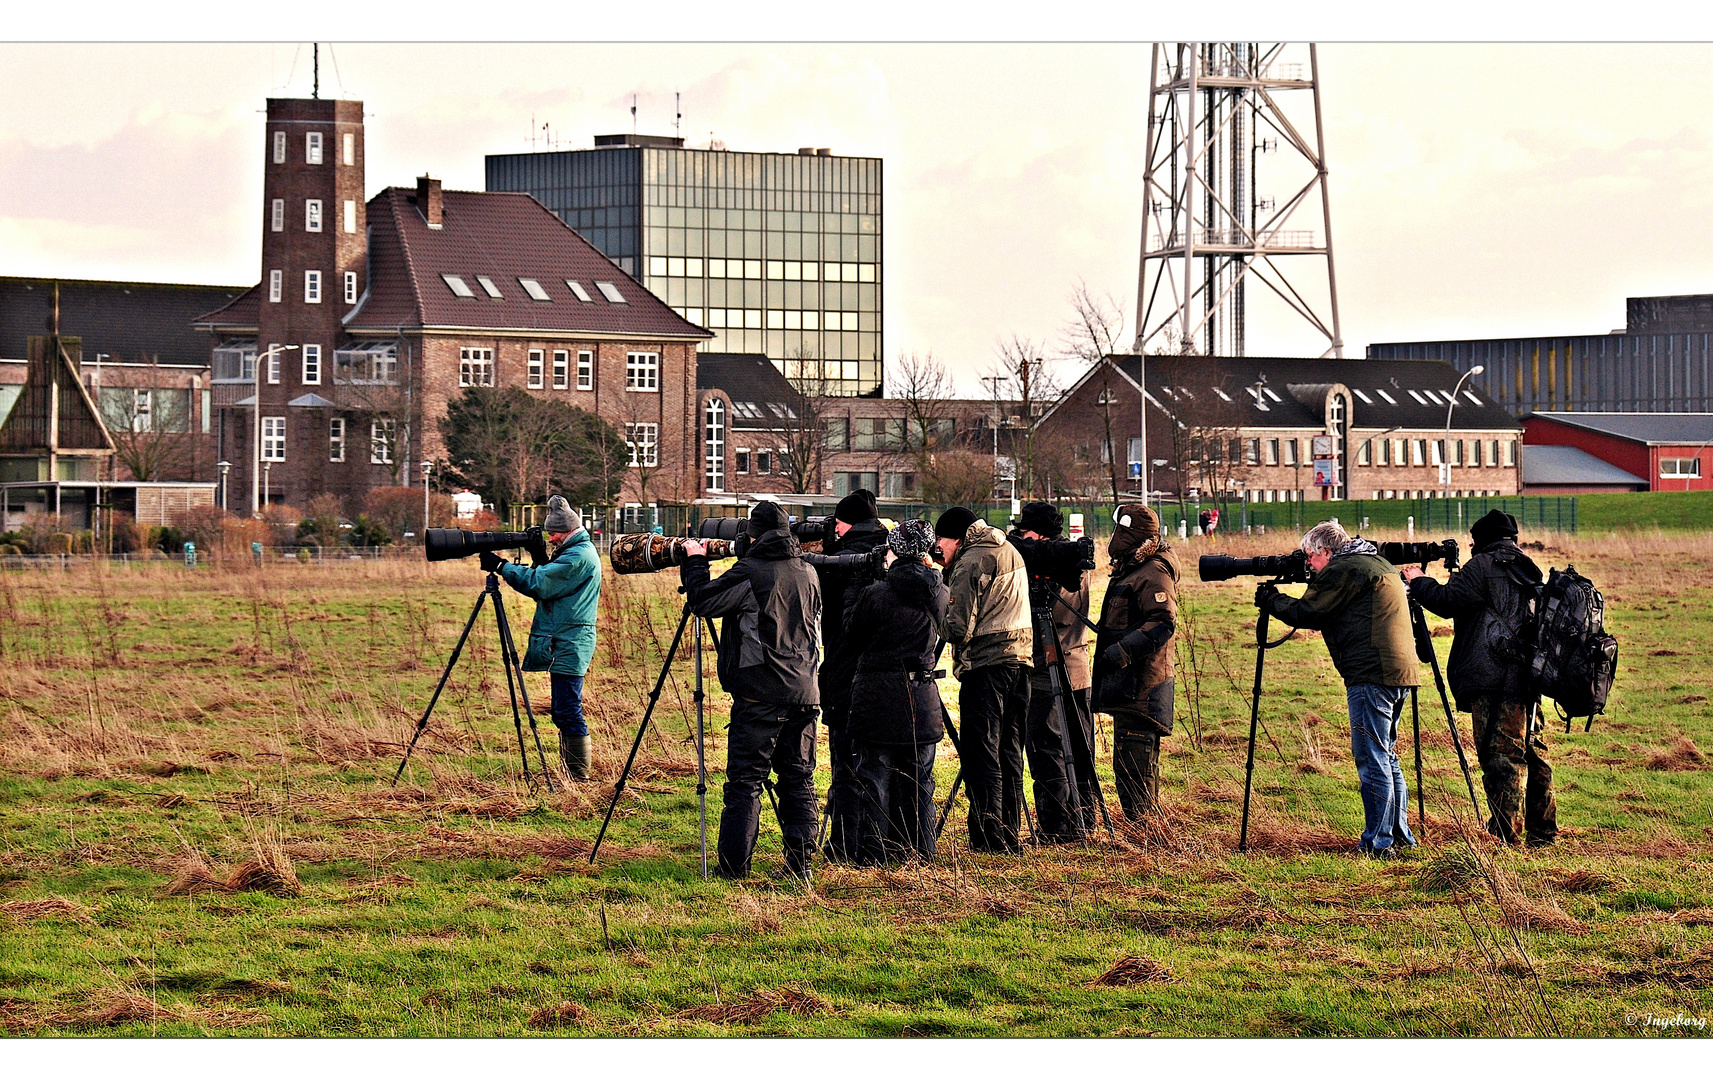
[1523,412,1713,493]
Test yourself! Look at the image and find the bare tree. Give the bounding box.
[1060,283,1132,502]
[890,350,954,452]
[96,357,198,482]
[774,353,833,496]
[993,333,1063,498]
[918,449,997,506]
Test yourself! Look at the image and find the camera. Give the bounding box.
[1198,550,1310,583]
[790,515,832,544]
[1378,539,1460,571]
[426,527,549,567]
[1008,535,1097,594]
[610,532,737,574]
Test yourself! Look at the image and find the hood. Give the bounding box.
[962,520,1006,549]
[1483,539,1543,581]
[886,559,943,607]
[1335,536,1379,559]
[745,527,801,561]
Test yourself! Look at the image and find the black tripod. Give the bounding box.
[587,598,718,877]
[1027,582,1115,841]
[1406,594,1483,824]
[392,571,555,792]
[1238,581,1299,852]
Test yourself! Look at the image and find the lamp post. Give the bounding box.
[980,373,1009,504]
[263,462,272,510]
[252,343,299,516]
[1359,426,1402,501]
[1442,365,1485,502]
[421,460,434,536]
[216,460,231,512]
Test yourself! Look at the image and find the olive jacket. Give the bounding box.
[1263,541,1420,688]
[944,520,1033,677]
[498,529,602,676]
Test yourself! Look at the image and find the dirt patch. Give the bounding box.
[676,986,828,1025]
[1646,736,1707,771]
[1087,955,1175,987]
[528,1001,588,1028]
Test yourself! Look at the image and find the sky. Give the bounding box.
[8,41,1713,395]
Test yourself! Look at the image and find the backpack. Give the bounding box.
[1528,564,1619,731]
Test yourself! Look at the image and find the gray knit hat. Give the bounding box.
[888,519,935,560]
[543,495,582,534]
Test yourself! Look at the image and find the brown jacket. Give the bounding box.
[1031,569,1092,691]
[1092,546,1180,713]
[945,520,1033,677]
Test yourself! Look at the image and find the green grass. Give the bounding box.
[0,537,1710,1037]
[1575,490,1713,534]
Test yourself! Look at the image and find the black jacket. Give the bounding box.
[1407,539,1543,710]
[816,518,889,720]
[681,528,822,706]
[841,560,948,747]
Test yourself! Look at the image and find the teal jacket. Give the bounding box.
[499,530,601,676]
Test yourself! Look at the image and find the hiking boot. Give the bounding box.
[773,835,814,882]
[560,735,592,780]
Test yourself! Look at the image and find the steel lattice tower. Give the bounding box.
[1133,43,1343,358]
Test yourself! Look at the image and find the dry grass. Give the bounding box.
[163,835,300,898]
[528,1001,588,1028]
[676,986,829,1025]
[1645,736,1707,771]
[1087,955,1175,987]
[1,895,93,923]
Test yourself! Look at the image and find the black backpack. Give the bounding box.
[1528,565,1618,730]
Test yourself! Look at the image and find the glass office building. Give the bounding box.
[487,135,883,397]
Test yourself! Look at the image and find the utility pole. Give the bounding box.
[981,374,1008,500]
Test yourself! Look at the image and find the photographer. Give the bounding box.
[1090,504,1179,819]
[681,501,823,880]
[814,489,890,863]
[1009,501,1094,841]
[481,496,601,780]
[839,520,948,864]
[935,506,1033,854]
[1256,521,1420,857]
[1401,510,1556,847]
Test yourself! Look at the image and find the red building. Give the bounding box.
[1524,413,1713,492]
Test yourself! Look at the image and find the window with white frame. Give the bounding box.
[625,422,658,468]
[272,130,286,164]
[736,449,750,474]
[756,450,771,475]
[577,351,593,390]
[329,417,346,462]
[302,344,321,385]
[1265,438,1280,465]
[704,397,726,492]
[344,271,358,304]
[269,270,282,303]
[1411,439,1426,466]
[304,270,321,304]
[271,199,284,231]
[459,347,494,387]
[262,416,286,461]
[552,350,569,389]
[527,349,544,389]
[266,344,281,385]
[305,199,322,232]
[306,131,323,164]
[1431,440,1445,467]
[371,419,394,465]
[1504,440,1518,467]
[342,132,354,166]
[343,200,356,233]
[625,351,659,392]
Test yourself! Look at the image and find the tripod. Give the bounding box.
[1027,582,1115,841]
[587,598,718,877]
[392,571,555,792]
[1406,594,1483,823]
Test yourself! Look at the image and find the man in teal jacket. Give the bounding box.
[482,495,602,779]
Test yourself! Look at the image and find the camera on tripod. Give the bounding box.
[426,527,549,567]
[1378,539,1460,570]
[1009,535,1097,593]
[1197,550,1310,584]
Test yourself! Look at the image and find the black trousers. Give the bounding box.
[958,663,1031,853]
[851,738,937,864]
[1113,679,1173,819]
[822,724,862,861]
[717,699,819,878]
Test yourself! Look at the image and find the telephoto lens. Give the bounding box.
[1197,551,1310,583]
[610,533,736,574]
[425,528,538,563]
[1378,539,1460,570]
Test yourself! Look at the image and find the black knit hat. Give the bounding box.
[1016,501,1063,538]
[748,500,789,538]
[834,487,879,525]
[1470,508,1519,547]
[934,505,978,540]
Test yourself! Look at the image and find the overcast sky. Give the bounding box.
[7,42,1713,393]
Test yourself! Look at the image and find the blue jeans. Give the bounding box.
[550,673,587,737]
[1347,684,1416,853]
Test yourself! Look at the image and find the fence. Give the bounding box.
[0,546,409,571]
[1202,495,1578,537]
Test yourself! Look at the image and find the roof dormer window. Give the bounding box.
[441,274,475,298]
[596,281,626,304]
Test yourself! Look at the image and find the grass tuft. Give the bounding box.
[1645,735,1707,771]
[676,986,828,1025]
[1088,955,1175,987]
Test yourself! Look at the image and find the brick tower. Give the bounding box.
[251,97,366,512]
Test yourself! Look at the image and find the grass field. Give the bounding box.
[1,531,1710,1037]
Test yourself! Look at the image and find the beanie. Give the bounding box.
[748,499,789,538]
[934,505,978,540]
[543,495,581,534]
[1015,501,1063,538]
[1470,508,1519,548]
[835,487,879,525]
[888,519,935,560]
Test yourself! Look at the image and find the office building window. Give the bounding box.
[306,199,322,232]
[304,270,322,304]
[1431,440,1445,467]
[577,350,593,390]
[1411,439,1426,466]
[552,350,569,389]
[302,344,321,386]
[271,199,284,231]
[329,417,346,462]
[262,416,286,461]
[306,131,323,164]
[1266,438,1280,466]
[459,347,494,387]
[704,397,726,492]
[625,423,658,468]
[371,419,394,465]
[824,417,849,452]
[272,130,286,164]
[344,271,358,304]
[626,351,658,392]
[344,200,356,233]
[527,349,544,389]
[1357,440,1370,466]
[342,132,355,166]
[268,270,282,303]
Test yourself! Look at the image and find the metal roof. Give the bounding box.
[1,277,247,364]
[1529,412,1713,446]
[1521,445,1647,487]
[697,353,800,430]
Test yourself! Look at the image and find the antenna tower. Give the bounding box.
[1133,43,1342,358]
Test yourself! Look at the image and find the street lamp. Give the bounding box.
[979,373,1009,503]
[252,343,299,516]
[421,460,434,536]
[216,460,231,511]
[1442,365,1485,501]
[263,462,272,510]
[1359,426,1402,500]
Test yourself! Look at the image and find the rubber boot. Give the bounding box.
[716,797,761,879]
[560,734,592,781]
[1113,732,1160,820]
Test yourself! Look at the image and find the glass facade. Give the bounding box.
[487,143,883,396]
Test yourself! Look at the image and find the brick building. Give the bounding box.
[195,97,710,515]
[1524,412,1713,492]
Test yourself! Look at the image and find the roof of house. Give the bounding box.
[697,353,801,429]
[1041,355,1523,432]
[1529,411,1713,446]
[1,277,247,365]
[1521,445,1649,487]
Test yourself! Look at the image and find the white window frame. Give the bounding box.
[268,269,282,303]
[625,351,659,393]
[271,199,284,232]
[1661,457,1701,478]
[329,417,346,462]
[576,350,593,391]
[306,131,323,164]
[459,347,495,388]
[343,200,357,233]
[261,416,286,462]
[272,130,286,164]
[305,199,323,232]
[304,270,322,304]
[1504,440,1518,467]
[527,349,545,389]
[704,397,726,493]
[370,419,394,465]
[302,344,321,386]
[266,343,281,385]
[625,422,659,468]
[342,132,355,166]
[756,450,771,475]
[344,271,358,304]
[552,350,569,390]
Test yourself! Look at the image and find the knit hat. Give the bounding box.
[543,495,581,534]
[747,499,789,538]
[934,505,978,540]
[1470,508,1519,548]
[1016,501,1063,538]
[1109,503,1161,562]
[888,519,935,560]
[835,487,879,525]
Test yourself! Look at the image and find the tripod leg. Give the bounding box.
[1058,657,1115,839]
[393,587,488,786]
[935,769,963,841]
[694,614,708,881]
[1431,648,1483,821]
[589,603,694,864]
[1411,687,1425,835]
[489,586,534,788]
[492,585,555,792]
[1239,609,1269,853]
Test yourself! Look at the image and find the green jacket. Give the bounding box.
[499,529,601,676]
[944,520,1033,677]
[1264,543,1419,689]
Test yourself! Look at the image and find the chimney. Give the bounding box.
[417,174,443,228]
